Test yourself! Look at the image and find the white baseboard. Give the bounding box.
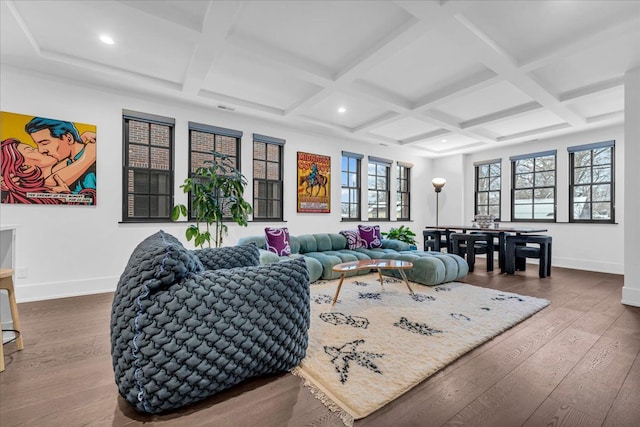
[474,255,623,275]
[15,276,118,303]
[551,257,623,275]
[622,286,640,308]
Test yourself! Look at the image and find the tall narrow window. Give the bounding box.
[122,110,174,222]
[368,156,391,220]
[511,150,556,222]
[474,159,501,220]
[341,151,362,221]
[253,134,284,221]
[569,140,615,223]
[188,123,242,219]
[397,162,412,221]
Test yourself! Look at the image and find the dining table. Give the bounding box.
[424,225,548,273]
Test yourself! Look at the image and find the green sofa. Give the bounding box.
[237,232,468,286]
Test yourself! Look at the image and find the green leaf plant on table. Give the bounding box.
[381,225,417,246]
[172,151,253,248]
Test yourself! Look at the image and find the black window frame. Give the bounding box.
[122,110,174,223]
[396,162,412,221]
[474,159,501,221]
[367,156,391,221]
[252,134,284,221]
[510,150,557,222]
[569,140,615,223]
[341,151,362,221]
[188,122,242,221]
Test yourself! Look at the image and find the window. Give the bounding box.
[122,110,174,222]
[511,150,556,222]
[474,159,501,220]
[396,162,412,221]
[253,134,284,220]
[188,122,242,219]
[367,156,391,220]
[569,140,615,223]
[341,151,362,221]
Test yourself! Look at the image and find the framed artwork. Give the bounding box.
[0,111,96,205]
[297,151,330,213]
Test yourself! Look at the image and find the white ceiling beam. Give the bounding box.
[335,16,425,81]
[586,110,624,124]
[497,123,572,142]
[444,14,586,127]
[5,1,40,55]
[519,15,640,72]
[352,112,402,134]
[198,89,284,116]
[559,76,625,103]
[412,69,499,111]
[400,129,450,145]
[225,32,334,87]
[182,1,245,95]
[460,101,542,129]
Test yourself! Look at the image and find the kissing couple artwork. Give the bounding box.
[1,111,97,205]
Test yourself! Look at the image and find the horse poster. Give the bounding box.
[297,151,330,213]
[1,111,97,205]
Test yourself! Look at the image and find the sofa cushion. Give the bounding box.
[265,227,291,256]
[340,229,366,249]
[358,225,382,248]
[297,234,317,253]
[315,234,333,252]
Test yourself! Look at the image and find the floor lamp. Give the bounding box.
[432,178,446,227]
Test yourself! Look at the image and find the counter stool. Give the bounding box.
[1,269,24,372]
[423,229,453,252]
[450,233,494,273]
[505,235,552,278]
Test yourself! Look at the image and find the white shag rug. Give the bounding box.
[292,275,550,426]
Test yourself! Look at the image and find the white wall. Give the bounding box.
[0,65,630,303]
[0,66,434,302]
[462,125,625,275]
[622,67,640,307]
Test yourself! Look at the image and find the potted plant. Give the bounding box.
[382,225,417,249]
[172,151,253,248]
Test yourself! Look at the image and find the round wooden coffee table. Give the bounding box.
[331,259,414,305]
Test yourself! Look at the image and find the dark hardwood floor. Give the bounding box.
[1,265,638,426]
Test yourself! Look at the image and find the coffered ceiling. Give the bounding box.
[1,0,638,157]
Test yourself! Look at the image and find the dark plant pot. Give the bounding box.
[408,244,418,250]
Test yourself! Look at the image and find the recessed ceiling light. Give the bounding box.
[441,139,447,143]
[99,35,115,45]
[337,107,346,113]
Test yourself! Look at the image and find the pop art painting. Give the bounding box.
[1,111,96,205]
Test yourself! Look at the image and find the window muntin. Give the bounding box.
[123,113,173,222]
[368,160,390,220]
[396,164,411,220]
[569,143,614,222]
[511,152,556,222]
[475,160,501,220]
[341,153,361,221]
[188,128,240,220]
[253,139,283,220]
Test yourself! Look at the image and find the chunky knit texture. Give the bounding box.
[110,231,310,413]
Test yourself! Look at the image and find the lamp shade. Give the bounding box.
[432,177,446,192]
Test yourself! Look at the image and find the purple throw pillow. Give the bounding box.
[358,225,382,249]
[340,230,366,250]
[265,227,291,256]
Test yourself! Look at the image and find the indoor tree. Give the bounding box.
[172,151,252,248]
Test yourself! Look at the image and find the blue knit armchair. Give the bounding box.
[110,230,310,413]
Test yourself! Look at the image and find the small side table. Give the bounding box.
[1,269,24,372]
